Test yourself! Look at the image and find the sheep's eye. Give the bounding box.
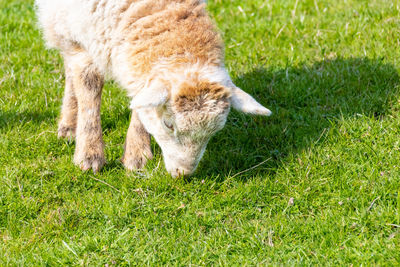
[163,119,174,131]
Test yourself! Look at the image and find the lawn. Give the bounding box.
[1,0,400,265]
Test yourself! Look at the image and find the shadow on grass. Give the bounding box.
[0,110,56,130]
[195,57,400,181]
[2,58,398,182]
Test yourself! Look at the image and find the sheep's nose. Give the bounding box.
[169,167,193,178]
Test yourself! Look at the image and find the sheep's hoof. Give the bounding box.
[122,150,153,171]
[74,153,105,174]
[58,124,76,139]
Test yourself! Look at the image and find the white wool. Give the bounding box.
[36,0,125,73]
[36,0,231,98]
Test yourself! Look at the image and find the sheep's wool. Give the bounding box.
[35,0,271,176]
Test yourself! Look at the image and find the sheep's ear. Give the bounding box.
[230,86,272,116]
[130,84,168,109]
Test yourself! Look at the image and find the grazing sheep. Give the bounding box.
[35,0,272,177]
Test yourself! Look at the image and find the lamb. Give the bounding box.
[35,0,272,177]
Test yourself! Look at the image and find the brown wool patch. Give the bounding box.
[81,65,104,92]
[174,81,230,112]
[124,0,224,75]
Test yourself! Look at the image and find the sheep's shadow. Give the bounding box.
[2,57,398,182]
[0,110,56,130]
[195,57,400,181]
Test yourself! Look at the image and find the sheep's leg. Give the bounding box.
[58,57,77,139]
[69,52,105,173]
[122,110,153,170]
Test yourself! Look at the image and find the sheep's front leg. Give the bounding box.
[122,110,153,170]
[71,54,105,173]
[58,59,77,139]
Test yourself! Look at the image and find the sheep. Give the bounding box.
[35,0,272,177]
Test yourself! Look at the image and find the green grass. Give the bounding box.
[1,0,400,265]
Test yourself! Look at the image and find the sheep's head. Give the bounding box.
[131,74,271,177]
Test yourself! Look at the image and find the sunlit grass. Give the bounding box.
[1,0,399,265]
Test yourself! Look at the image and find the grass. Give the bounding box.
[1,0,400,265]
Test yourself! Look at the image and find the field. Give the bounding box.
[1,0,400,265]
